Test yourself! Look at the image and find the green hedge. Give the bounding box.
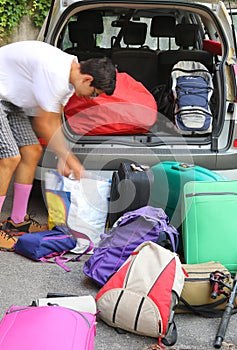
[0,0,50,40]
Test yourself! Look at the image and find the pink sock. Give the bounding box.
[11,183,33,224]
[0,196,6,213]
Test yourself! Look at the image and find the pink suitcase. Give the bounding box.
[0,305,96,350]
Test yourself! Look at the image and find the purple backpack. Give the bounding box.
[83,206,179,286]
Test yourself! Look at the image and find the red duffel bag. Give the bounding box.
[64,72,157,135]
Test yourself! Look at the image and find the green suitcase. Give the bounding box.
[149,161,226,229]
[182,180,237,273]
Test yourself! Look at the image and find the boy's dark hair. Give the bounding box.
[80,57,116,95]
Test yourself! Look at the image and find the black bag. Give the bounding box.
[108,162,154,227]
[151,84,175,122]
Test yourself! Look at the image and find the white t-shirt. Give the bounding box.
[0,40,77,114]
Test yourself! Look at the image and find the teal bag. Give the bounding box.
[149,161,226,229]
[182,180,237,273]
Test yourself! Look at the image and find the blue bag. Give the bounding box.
[171,61,214,134]
[14,225,92,271]
[83,206,179,286]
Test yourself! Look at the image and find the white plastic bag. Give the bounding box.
[45,171,111,248]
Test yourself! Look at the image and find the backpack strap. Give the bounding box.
[40,251,72,272]
[160,320,178,347]
[156,231,174,252]
[66,228,94,260]
[40,226,94,272]
[176,296,237,318]
[162,225,179,252]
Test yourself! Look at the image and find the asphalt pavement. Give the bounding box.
[0,180,236,350]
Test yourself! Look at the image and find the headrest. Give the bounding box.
[76,11,104,34]
[68,22,95,49]
[175,23,199,48]
[124,22,147,46]
[150,16,176,37]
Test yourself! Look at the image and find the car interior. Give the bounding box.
[55,6,225,144]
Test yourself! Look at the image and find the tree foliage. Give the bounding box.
[30,0,51,28]
[0,0,50,40]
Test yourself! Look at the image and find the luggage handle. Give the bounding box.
[171,163,195,171]
[130,163,150,172]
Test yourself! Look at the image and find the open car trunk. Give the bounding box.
[37,0,237,174]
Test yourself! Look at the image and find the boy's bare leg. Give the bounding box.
[14,144,42,185]
[0,155,20,196]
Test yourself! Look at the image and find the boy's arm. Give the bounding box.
[32,107,84,179]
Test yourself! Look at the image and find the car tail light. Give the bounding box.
[233,139,237,148]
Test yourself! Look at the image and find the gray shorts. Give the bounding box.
[0,100,39,159]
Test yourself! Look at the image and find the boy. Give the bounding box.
[0,40,116,240]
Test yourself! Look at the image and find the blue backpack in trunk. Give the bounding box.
[83,206,179,286]
[171,60,214,134]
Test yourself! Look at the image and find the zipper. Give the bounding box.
[185,191,237,198]
[134,297,145,331]
[185,277,211,282]
[112,291,124,323]
[176,108,212,116]
[178,83,210,91]
[7,306,30,314]
[7,306,92,328]
[73,309,92,328]
[43,235,70,241]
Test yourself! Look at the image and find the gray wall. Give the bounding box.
[8,16,39,44]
